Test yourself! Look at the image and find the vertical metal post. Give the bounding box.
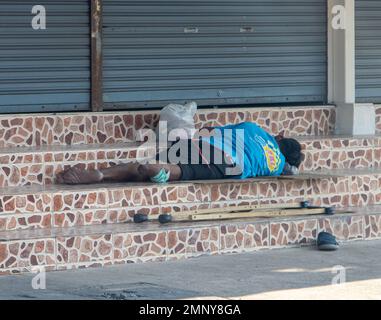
[91,0,103,112]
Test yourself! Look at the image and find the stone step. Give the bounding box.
[0,142,154,187]
[0,106,335,147]
[0,206,379,275]
[0,134,379,187]
[0,168,379,232]
[298,135,381,171]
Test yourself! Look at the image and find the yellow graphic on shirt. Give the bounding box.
[263,144,281,173]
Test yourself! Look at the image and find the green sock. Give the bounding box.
[150,168,170,184]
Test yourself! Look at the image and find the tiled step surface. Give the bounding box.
[0,168,380,232]
[0,207,379,275]
[0,106,335,147]
[4,104,381,276]
[0,142,155,187]
[0,135,380,187]
[298,135,381,171]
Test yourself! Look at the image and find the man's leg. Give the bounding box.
[56,139,232,185]
[56,162,182,185]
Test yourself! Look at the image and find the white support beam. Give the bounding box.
[328,0,375,135]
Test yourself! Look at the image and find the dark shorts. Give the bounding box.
[156,139,235,181]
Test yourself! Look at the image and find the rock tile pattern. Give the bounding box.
[318,216,364,240]
[0,106,335,148]
[0,104,380,274]
[220,223,269,253]
[0,107,336,186]
[195,107,335,137]
[0,135,380,188]
[0,171,380,232]
[270,219,318,246]
[56,234,113,265]
[113,231,167,263]
[364,214,381,239]
[300,137,381,171]
[0,239,55,274]
[0,143,155,187]
[0,211,379,274]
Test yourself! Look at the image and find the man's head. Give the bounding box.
[275,135,304,168]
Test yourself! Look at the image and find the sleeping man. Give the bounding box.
[56,122,304,185]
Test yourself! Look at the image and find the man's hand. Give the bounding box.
[275,132,285,142]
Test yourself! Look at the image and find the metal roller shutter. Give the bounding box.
[356,0,381,103]
[0,1,90,113]
[103,0,327,109]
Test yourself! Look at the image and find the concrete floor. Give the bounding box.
[1,240,381,300]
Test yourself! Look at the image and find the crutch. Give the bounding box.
[133,201,335,224]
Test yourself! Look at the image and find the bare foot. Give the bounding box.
[56,167,103,185]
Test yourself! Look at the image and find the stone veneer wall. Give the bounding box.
[0,173,379,231]
[0,211,379,274]
[0,106,335,147]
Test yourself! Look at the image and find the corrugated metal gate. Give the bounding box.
[103,0,327,109]
[0,1,90,113]
[356,0,381,103]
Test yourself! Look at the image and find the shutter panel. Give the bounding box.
[0,1,90,112]
[356,0,381,103]
[103,0,327,109]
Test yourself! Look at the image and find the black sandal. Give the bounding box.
[317,232,339,251]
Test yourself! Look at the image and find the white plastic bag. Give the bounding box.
[156,101,197,140]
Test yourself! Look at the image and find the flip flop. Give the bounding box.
[317,232,339,251]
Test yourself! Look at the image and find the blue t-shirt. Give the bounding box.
[203,122,285,179]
